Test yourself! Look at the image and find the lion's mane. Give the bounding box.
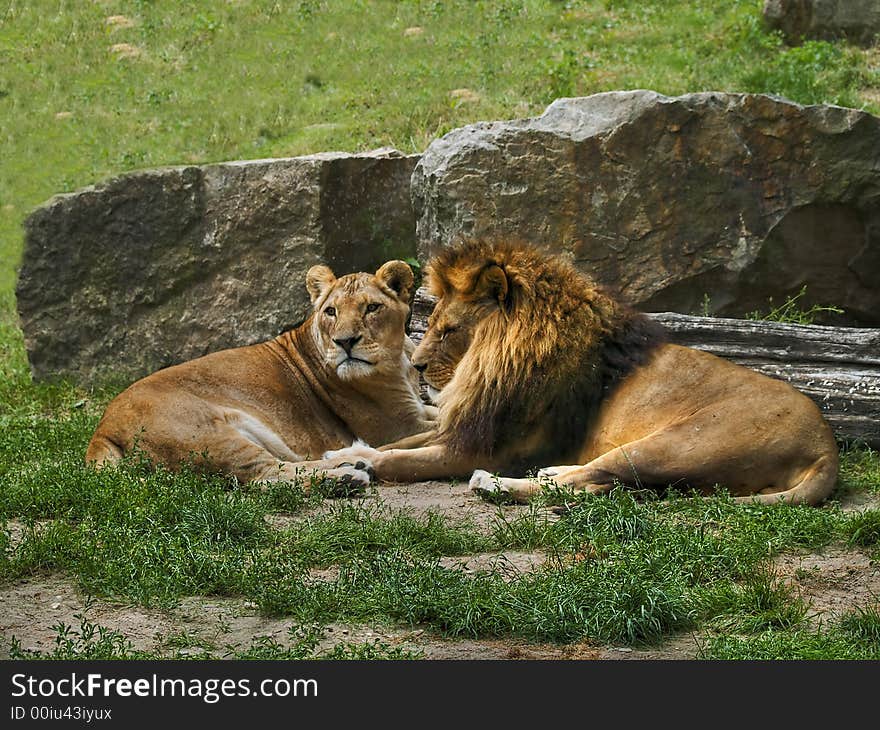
[427,239,666,466]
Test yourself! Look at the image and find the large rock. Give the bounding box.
[764,0,880,45]
[413,91,880,326]
[17,148,418,384]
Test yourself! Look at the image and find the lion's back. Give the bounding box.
[582,342,837,465]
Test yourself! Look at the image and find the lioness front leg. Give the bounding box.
[377,430,439,451]
[165,424,371,496]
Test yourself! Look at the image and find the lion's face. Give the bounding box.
[412,297,480,401]
[412,259,511,402]
[306,260,415,382]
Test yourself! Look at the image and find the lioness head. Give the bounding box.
[306,260,415,382]
[412,257,509,402]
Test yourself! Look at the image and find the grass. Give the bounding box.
[3,1,879,295]
[701,605,880,659]
[3,462,879,655]
[746,285,846,325]
[2,1,880,659]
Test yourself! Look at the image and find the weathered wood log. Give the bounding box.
[409,287,880,447]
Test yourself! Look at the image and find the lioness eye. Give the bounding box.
[366,303,382,313]
[441,326,457,341]
[324,306,336,317]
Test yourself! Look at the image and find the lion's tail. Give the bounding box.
[734,453,839,507]
[85,433,124,468]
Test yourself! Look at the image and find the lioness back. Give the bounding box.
[85,260,435,488]
[86,341,340,471]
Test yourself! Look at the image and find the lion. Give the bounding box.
[319,239,839,506]
[85,260,436,492]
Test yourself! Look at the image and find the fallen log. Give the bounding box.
[409,288,880,447]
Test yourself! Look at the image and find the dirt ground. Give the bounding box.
[2,481,877,660]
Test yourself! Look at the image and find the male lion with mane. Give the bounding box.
[321,239,839,506]
[86,260,435,492]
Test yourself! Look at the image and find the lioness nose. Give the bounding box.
[413,362,428,373]
[333,335,362,355]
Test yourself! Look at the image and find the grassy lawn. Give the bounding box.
[2,0,880,659]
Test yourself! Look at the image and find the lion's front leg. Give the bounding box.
[470,464,615,504]
[471,434,698,505]
[317,443,494,484]
[469,471,542,503]
[321,440,382,467]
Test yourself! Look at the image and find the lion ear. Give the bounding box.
[306,264,336,306]
[375,260,415,302]
[424,265,449,298]
[473,264,508,306]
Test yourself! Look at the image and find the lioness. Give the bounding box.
[320,239,839,506]
[86,260,436,491]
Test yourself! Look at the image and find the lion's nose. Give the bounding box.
[413,362,428,373]
[333,335,362,355]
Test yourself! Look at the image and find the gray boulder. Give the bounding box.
[17,148,418,384]
[413,91,880,326]
[763,0,880,45]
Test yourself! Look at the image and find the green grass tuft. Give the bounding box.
[702,605,880,660]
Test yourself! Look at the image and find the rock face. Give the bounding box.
[763,0,880,45]
[17,149,418,383]
[412,91,880,326]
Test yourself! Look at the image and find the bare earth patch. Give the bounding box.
[836,489,880,514]
[437,550,546,578]
[4,519,53,551]
[0,575,171,656]
[0,574,700,660]
[267,480,553,535]
[774,545,880,626]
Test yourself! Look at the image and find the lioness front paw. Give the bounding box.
[323,441,381,464]
[321,465,371,497]
[337,460,376,480]
[469,470,512,503]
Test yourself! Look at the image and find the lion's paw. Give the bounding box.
[537,465,582,481]
[469,470,512,503]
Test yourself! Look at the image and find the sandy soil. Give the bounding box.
[774,546,880,626]
[0,574,703,660]
[266,479,544,535]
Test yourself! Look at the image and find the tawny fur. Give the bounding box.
[85,261,436,492]
[320,239,839,506]
[427,238,664,462]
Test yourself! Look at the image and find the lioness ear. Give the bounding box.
[474,264,508,306]
[306,265,336,306]
[375,260,415,302]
